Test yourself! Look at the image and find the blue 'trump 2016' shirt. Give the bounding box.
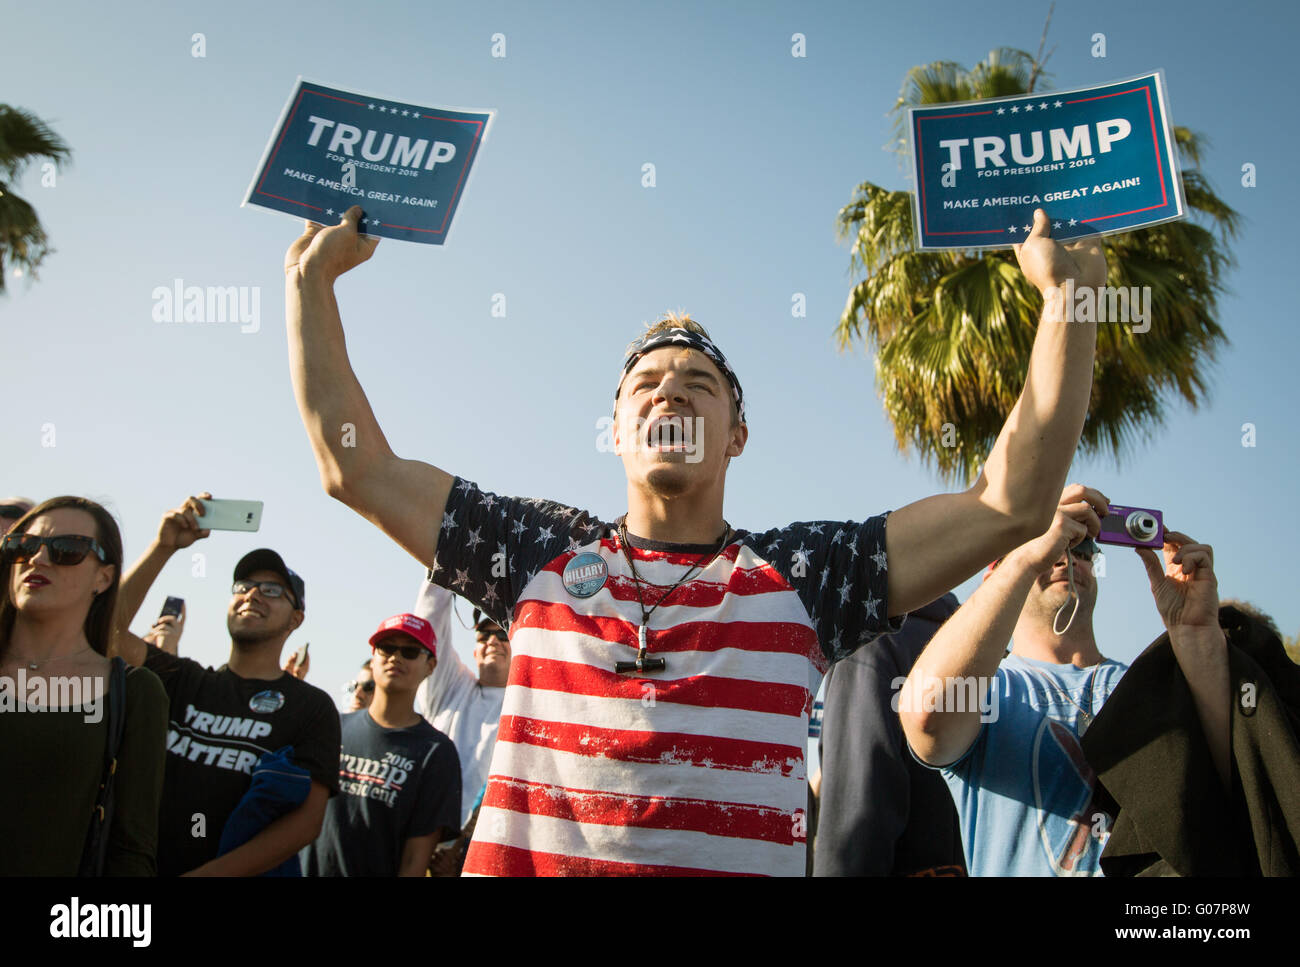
[934,653,1127,877]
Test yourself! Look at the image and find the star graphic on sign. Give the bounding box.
[566,537,581,553]
[806,523,824,536]
[1054,100,1063,108]
[996,107,1006,115]
[454,569,470,590]
[482,584,499,606]
[1010,105,1020,113]
[838,576,853,605]
[793,544,811,570]
[370,220,380,227]
[864,593,881,618]
[1068,218,1078,226]
[871,548,888,571]
[402,110,410,116]
[466,527,484,551]
[847,536,859,559]
[536,525,555,542]
[820,569,830,590]
[441,512,457,533]
[1009,226,1018,234]
[359,218,368,225]
[1023,224,1032,233]
[511,519,527,537]
[1039,101,1049,110]
[831,528,844,544]
[1023,103,1033,112]
[480,493,497,510]
[367,103,375,110]
[456,479,474,493]
[326,208,334,216]
[766,538,782,554]
[1054,221,1062,229]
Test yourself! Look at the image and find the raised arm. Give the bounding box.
[901,489,1102,766]
[884,210,1106,616]
[1136,531,1231,788]
[284,207,454,568]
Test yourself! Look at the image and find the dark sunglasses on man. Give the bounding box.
[345,678,377,695]
[0,504,31,521]
[373,639,428,661]
[1069,537,1100,562]
[1,533,109,567]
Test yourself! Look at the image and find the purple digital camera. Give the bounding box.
[1097,504,1164,549]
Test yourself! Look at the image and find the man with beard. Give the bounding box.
[115,495,340,876]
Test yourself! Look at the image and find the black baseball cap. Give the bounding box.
[234,549,305,611]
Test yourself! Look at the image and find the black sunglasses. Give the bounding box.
[0,504,31,520]
[1,533,108,567]
[374,639,428,661]
[346,679,376,694]
[1070,538,1100,561]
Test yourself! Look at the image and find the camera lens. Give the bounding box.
[1126,511,1159,543]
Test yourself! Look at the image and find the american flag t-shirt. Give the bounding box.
[431,478,899,876]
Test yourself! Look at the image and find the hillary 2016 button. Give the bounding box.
[249,690,285,713]
[563,552,608,598]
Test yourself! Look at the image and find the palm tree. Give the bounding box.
[836,48,1238,484]
[0,105,71,292]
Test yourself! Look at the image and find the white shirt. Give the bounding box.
[411,579,506,827]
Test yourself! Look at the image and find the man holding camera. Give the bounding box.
[901,484,1226,876]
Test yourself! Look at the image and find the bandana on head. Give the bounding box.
[614,327,746,424]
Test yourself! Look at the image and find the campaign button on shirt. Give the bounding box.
[249,690,285,713]
[562,552,608,598]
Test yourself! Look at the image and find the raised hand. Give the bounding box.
[284,206,380,284]
[158,492,213,550]
[1014,208,1107,293]
[1137,530,1220,634]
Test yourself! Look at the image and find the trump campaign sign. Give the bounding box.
[244,78,493,245]
[906,71,1184,250]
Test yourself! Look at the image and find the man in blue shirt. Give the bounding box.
[900,484,1125,876]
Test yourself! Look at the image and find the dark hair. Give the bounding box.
[0,496,123,659]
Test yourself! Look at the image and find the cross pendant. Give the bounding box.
[614,624,666,674]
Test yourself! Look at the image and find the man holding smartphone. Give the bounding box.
[114,495,341,877]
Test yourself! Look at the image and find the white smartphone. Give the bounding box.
[196,498,264,532]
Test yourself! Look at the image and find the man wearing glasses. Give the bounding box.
[343,661,376,713]
[900,484,1126,877]
[115,497,340,876]
[302,612,461,876]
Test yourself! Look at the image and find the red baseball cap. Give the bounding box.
[369,613,436,654]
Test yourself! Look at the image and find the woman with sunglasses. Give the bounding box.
[0,496,168,875]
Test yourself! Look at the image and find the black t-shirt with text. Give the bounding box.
[301,710,461,876]
[144,644,341,877]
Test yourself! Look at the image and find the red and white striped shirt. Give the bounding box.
[433,479,896,876]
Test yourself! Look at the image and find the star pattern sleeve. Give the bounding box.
[429,477,608,630]
[748,513,904,665]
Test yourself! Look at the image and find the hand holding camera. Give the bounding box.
[1005,483,1108,575]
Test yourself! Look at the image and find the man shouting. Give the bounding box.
[284,205,1104,876]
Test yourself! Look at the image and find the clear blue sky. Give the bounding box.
[4,0,1298,750]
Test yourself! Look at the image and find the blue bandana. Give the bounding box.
[615,328,746,424]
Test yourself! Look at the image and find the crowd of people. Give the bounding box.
[2,207,1297,877]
